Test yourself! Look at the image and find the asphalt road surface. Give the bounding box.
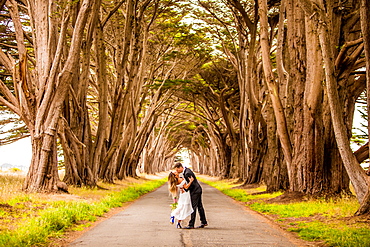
[69,182,304,247]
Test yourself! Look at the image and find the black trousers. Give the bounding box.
[189,191,207,227]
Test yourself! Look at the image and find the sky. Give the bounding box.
[0,137,32,168]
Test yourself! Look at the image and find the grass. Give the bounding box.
[289,222,370,247]
[0,172,166,247]
[199,177,370,247]
[0,173,24,201]
[249,198,359,218]
[199,178,282,202]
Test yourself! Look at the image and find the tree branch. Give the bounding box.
[0,79,19,108]
[354,142,369,164]
[0,95,20,115]
[101,0,125,28]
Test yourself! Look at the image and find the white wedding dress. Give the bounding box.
[171,180,193,220]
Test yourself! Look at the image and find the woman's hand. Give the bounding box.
[189,176,194,183]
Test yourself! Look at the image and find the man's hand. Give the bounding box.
[180,188,185,193]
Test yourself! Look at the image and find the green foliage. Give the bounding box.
[352,92,368,145]
[146,79,193,91]
[0,108,29,145]
[0,178,166,247]
[174,155,184,163]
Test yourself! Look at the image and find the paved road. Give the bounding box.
[70,182,303,247]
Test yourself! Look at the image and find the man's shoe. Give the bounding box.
[184,226,195,229]
[196,224,208,228]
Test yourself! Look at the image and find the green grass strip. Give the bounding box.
[200,178,370,247]
[289,221,370,247]
[249,198,358,218]
[0,178,166,247]
[199,178,281,202]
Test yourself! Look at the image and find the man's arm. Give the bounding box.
[183,169,195,192]
[183,169,193,182]
[183,176,194,189]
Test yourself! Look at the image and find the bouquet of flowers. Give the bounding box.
[170,196,178,210]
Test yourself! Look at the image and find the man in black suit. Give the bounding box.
[173,162,208,229]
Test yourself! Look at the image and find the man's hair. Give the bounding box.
[173,162,183,169]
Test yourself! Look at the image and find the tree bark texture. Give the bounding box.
[259,0,293,184]
[299,0,370,211]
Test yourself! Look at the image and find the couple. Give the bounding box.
[168,163,208,229]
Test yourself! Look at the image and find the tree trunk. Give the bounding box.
[299,0,370,210]
[60,8,99,186]
[2,0,94,192]
[24,129,61,192]
[262,98,290,191]
[258,0,293,185]
[91,23,110,179]
[284,0,306,192]
[357,0,370,214]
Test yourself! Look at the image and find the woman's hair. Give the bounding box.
[168,172,178,197]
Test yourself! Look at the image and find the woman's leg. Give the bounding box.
[177,220,182,228]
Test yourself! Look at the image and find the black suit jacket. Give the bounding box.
[183,167,202,194]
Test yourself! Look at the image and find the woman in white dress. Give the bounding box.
[168,171,194,228]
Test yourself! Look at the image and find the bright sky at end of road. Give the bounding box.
[0,137,32,168]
